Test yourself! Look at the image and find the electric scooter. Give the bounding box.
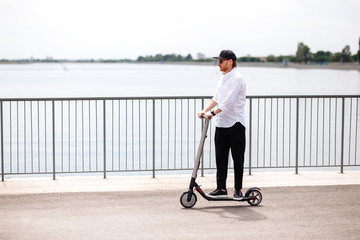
[180,117,262,208]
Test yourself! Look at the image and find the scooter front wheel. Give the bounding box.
[180,191,197,208]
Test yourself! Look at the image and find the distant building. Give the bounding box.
[282,58,289,66]
[259,57,267,62]
[197,52,206,60]
[245,55,267,62]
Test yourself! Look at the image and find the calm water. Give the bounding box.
[0,63,359,98]
[0,63,359,176]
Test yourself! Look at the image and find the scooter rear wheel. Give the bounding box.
[180,192,197,208]
[246,189,262,206]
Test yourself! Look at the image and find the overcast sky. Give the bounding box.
[0,0,359,60]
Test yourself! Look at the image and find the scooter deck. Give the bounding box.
[205,195,252,202]
[203,194,254,202]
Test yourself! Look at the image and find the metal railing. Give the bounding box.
[1,95,359,180]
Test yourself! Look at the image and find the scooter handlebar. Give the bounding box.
[200,115,212,120]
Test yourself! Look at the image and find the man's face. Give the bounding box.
[218,58,232,73]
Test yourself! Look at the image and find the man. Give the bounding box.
[198,50,246,200]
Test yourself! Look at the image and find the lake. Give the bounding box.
[0,63,359,98]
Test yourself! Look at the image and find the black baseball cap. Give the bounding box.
[213,50,237,61]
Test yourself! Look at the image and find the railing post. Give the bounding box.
[1,101,4,181]
[152,99,156,178]
[52,101,56,180]
[295,98,299,174]
[340,97,345,173]
[201,98,204,177]
[249,98,252,175]
[103,100,106,179]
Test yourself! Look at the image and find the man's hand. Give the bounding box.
[204,113,213,120]
[197,111,206,119]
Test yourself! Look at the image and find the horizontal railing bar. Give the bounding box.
[0,95,359,102]
[0,96,212,101]
[246,95,360,99]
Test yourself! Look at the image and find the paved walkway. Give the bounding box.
[1,170,360,194]
[1,170,360,240]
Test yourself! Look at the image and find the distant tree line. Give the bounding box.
[137,54,194,62]
[265,42,358,64]
[293,42,359,63]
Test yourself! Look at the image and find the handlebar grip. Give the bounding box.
[201,115,212,119]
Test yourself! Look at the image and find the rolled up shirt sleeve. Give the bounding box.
[212,95,218,104]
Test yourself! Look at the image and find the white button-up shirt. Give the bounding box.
[212,67,246,128]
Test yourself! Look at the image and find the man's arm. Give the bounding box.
[198,99,222,119]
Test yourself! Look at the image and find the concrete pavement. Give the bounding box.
[1,170,360,240]
[1,185,360,240]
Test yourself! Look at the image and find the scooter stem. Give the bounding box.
[191,119,210,179]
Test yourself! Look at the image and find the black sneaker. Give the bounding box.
[233,189,243,200]
[208,189,228,198]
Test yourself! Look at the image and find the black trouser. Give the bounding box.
[214,122,245,190]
